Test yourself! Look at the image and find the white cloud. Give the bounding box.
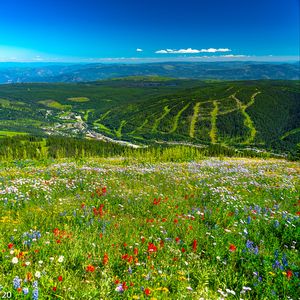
[202,48,231,53]
[176,48,201,54]
[155,47,231,54]
[155,49,168,54]
[136,48,143,52]
[221,54,247,57]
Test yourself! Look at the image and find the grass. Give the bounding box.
[0,156,299,299]
[115,120,127,138]
[170,102,190,134]
[281,127,300,140]
[38,100,72,110]
[81,109,95,122]
[189,102,200,138]
[0,130,28,137]
[0,98,10,107]
[67,97,90,103]
[232,92,260,144]
[151,105,171,133]
[210,100,218,143]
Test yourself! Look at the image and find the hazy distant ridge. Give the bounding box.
[0,62,299,84]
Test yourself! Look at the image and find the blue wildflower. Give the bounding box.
[282,253,288,267]
[32,288,38,300]
[272,260,283,270]
[255,205,261,214]
[13,276,21,289]
[246,240,254,249]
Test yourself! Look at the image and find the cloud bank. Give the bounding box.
[155,47,231,54]
[136,48,143,52]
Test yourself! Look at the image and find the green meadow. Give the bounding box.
[0,156,299,299]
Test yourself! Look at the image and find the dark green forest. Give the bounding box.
[0,77,299,159]
[1,135,294,162]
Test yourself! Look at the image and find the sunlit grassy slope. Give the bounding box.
[0,157,299,299]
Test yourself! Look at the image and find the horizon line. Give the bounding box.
[0,55,299,64]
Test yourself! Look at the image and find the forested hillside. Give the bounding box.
[0,78,299,156]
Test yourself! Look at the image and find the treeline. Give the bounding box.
[0,136,125,160]
[0,135,296,162]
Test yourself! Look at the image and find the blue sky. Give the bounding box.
[0,0,299,62]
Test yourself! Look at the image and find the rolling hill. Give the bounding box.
[0,61,299,84]
[0,77,299,155]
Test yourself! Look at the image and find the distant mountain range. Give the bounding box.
[0,61,299,84]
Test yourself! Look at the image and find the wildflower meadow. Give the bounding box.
[0,157,299,299]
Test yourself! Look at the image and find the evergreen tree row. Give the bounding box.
[1,135,297,161]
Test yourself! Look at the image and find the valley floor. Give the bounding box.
[0,157,299,299]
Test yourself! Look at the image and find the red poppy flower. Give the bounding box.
[175,237,180,243]
[93,204,104,216]
[103,253,109,265]
[148,243,157,253]
[287,270,293,279]
[144,288,151,296]
[229,244,237,252]
[134,247,138,255]
[102,186,107,194]
[58,275,63,282]
[192,239,197,252]
[122,254,128,260]
[181,248,186,253]
[52,286,57,292]
[53,228,60,236]
[8,243,13,249]
[86,264,95,272]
